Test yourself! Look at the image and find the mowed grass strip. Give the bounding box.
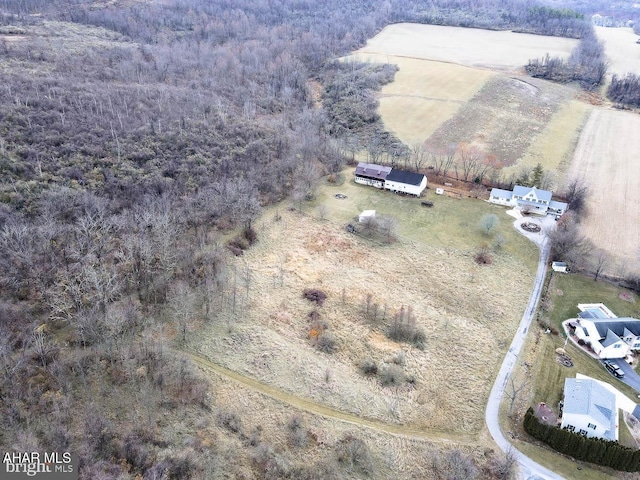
[503,99,592,178]
[344,53,494,146]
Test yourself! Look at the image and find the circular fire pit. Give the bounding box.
[521,222,541,233]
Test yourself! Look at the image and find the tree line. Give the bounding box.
[525,27,608,90]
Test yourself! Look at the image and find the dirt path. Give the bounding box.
[182,349,477,446]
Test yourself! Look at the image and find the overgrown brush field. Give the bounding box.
[193,179,538,439]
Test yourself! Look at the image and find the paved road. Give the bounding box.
[485,238,565,480]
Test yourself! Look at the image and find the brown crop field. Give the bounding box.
[567,108,640,275]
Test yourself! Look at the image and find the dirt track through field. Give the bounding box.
[183,349,477,446]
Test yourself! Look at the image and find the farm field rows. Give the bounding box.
[568,108,640,274]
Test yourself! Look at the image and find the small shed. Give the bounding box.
[552,261,569,273]
[358,210,376,223]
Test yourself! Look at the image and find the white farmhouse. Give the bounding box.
[489,185,567,218]
[560,378,618,441]
[570,304,640,359]
[383,169,427,197]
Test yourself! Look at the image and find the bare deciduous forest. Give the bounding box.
[0,0,633,478]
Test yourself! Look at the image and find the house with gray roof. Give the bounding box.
[560,378,618,441]
[570,303,640,359]
[489,185,567,218]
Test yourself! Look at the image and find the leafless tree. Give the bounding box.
[431,449,479,480]
[378,216,398,244]
[505,376,529,414]
[591,248,610,281]
[563,177,589,216]
[411,142,429,172]
[479,213,500,236]
[317,204,328,220]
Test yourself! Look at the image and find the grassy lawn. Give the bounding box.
[311,173,539,270]
[546,273,640,332]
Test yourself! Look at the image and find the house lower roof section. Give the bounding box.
[549,200,568,211]
[590,318,640,339]
[355,163,392,181]
[385,169,425,186]
[490,188,512,199]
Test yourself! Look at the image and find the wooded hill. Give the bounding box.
[0,1,620,479]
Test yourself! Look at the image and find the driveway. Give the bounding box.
[485,238,564,480]
[609,358,640,394]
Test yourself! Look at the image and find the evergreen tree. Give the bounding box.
[530,163,544,187]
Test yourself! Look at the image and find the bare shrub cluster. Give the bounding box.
[387,306,426,349]
[303,288,327,306]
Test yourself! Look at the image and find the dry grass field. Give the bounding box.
[567,108,640,274]
[345,53,495,146]
[193,179,537,443]
[596,26,640,77]
[355,23,577,71]
[345,23,586,178]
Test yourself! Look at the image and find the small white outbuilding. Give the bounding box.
[552,261,569,273]
[358,210,376,223]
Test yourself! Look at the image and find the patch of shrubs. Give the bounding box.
[335,434,374,475]
[359,358,378,376]
[379,364,405,387]
[387,307,426,349]
[303,288,327,306]
[227,224,259,256]
[315,331,337,354]
[216,411,242,434]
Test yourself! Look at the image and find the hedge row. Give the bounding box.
[523,407,640,471]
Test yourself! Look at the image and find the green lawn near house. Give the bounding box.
[545,273,640,332]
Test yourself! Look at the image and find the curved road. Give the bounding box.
[485,238,564,480]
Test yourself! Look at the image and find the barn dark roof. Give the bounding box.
[355,162,391,181]
[385,169,425,186]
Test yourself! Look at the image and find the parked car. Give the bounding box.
[603,360,625,378]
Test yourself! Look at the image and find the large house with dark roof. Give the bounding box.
[489,185,567,218]
[560,378,618,441]
[354,162,427,197]
[569,303,640,359]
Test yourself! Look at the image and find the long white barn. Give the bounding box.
[354,162,427,197]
